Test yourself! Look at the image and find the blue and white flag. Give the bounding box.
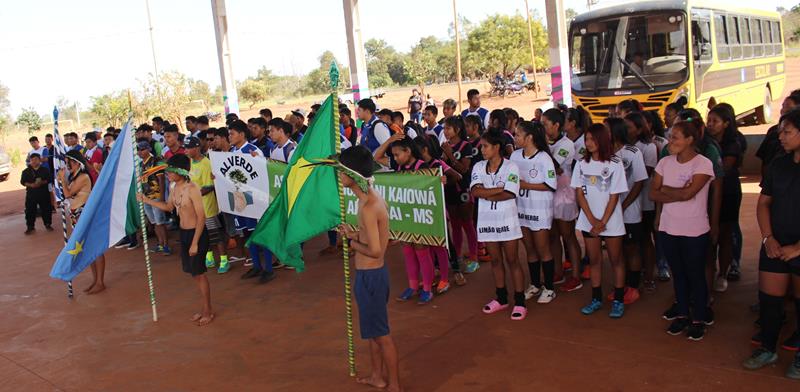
[52,107,67,202]
[50,118,138,281]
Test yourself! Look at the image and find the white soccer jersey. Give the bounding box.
[470,159,523,242]
[510,149,557,230]
[549,135,576,178]
[616,145,649,224]
[572,134,587,162]
[570,157,628,236]
[635,140,658,211]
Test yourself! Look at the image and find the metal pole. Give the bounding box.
[211,0,240,115]
[524,0,539,98]
[342,0,370,103]
[545,0,573,107]
[144,0,162,104]
[452,0,464,112]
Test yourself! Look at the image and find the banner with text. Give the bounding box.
[267,161,447,247]
[210,151,270,219]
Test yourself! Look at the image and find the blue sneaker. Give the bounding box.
[217,259,230,274]
[464,260,480,274]
[148,245,163,253]
[396,288,416,302]
[609,300,625,318]
[581,299,603,315]
[162,245,172,256]
[417,290,433,305]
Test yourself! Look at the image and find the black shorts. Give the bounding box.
[180,228,209,276]
[759,247,800,275]
[641,210,656,234]
[624,223,643,244]
[719,191,742,224]
[354,264,390,339]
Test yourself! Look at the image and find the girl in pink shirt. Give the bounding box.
[650,120,714,341]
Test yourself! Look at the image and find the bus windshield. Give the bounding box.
[570,12,688,93]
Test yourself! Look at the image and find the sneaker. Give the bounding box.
[524,284,541,300]
[742,348,778,370]
[581,298,603,315]
[162,245,172,256]
[229,255,246,263]
[624,288,641,305]
[241,268,260,279]
[126,239,140,250]
[417,290,433,305]
[609,300,625,319]
[217,260,230,274]
[396,288,416,302]
[537,289,556,304]
[272,261,286,270]
[148,245,163,253]
[644,280,657,293]
[563,259,573,272]
[703,307,715,326]
[662,303,679,321]
[258,270,276,284]
[554,274,566,285]
[454,272,467,286]
[782,331,800,351]
[687,323,705,341]
[205,258,215,268]
[559,277,583,292]
[657,268,671,282]
[713,276,728,292]
[727,266,741,281]
[464,260,480,274]
[667,318,690,335]
[114,238,131,248]
[436,281,450,295]
[787,354,800,380]
[580,265,591,280]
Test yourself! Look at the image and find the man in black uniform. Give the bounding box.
[21,153,53,234]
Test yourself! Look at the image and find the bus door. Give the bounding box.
[691,9,713,100]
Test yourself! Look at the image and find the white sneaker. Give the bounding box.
[537,289,556,304]
[714,276,728,292]
[524,285,541,300]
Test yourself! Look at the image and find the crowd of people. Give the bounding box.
[21,86,800,381]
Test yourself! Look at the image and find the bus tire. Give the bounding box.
[756,87,772,124]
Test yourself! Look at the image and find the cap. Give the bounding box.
[182,136,201,149]
[137,141,151,151]
[291,108,306,118]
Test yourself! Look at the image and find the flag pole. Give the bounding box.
[452,0,464,112]
[330,62,356,377]
[128,113,159,322]
[53,106,73,299]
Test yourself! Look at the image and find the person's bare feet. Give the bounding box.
[190,313,202,322]
[195,313,215,326]
[86,284,105,295]
[356,375,387,389]
[83,282,95,293]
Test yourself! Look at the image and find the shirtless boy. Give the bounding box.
[139,154,214,326]
[336,146,401,392]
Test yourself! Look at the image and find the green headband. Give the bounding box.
[302,157,375,193]
[166,166,190,178]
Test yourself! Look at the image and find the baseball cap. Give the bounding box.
[182,136,201,149]
[291,108,306,118]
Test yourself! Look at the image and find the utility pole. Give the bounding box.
[144,0,162,104]
[524,0,539,98]
[452,0,464,112]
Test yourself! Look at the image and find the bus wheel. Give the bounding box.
[756,87,772,124]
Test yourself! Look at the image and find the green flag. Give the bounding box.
[248,94,340,272]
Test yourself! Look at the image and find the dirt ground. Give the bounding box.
[0,178,798,391]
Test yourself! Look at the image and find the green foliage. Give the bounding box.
[89,91,129,128]
[15,107,43,135]
[305,51,350,94]
[0,82,9,139]
[189,79,213,108]
[466,13,546,77]
[137,71,194,129]
[55,96,78,122]
[9,147,22,168]
[238,78,269,109]
[404,36,439,91]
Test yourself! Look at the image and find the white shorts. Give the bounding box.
[477,207,523,242]
[553,175,578,221]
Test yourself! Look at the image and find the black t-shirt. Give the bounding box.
[719,133,744,195]
[761,153,800,245]
[756,124,784,166]
[21,166,50,196]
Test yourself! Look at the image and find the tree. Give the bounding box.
[565,8,578,20]
[404,37,439,92]
[238,78,269,109]
[138,70,193,129]
[466,13,547,77]
[89,92,129,128]
[189,79,212,109]
[55,96,78,122]
[0,82,9,140]
[305,51,350,94]
[365,39,398,88]
[15,107,43,135]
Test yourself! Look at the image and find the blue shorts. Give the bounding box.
[144,203,168,225]
[355,264,390,339]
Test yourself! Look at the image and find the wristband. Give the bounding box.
[762,234,772,245]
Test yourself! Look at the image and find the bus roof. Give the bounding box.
[572,0,780,24]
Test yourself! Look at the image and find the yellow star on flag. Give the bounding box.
[67,240,84,256]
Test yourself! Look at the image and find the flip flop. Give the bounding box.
[482,300,509,314]
[190,313,202,322]
[511,306,528,321]
[196,313,215,326]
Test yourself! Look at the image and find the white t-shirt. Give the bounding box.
[654,135,669,158]
[470,159,523,242]
[549,135,576,179]
[570,157,628,236]
[635,140,658,211]
[510,149,557,230]
[270,140,297,163]
[372,121,392,146]
[616,145,649,224]
[572,134,587,162]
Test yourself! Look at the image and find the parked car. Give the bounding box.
[0,146,10,182]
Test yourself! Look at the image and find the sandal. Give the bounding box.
[511,306,527,321]
[482,299,509,314]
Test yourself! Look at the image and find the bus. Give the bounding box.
[569,0,786,124]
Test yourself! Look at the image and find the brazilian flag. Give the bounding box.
[248,94,341,272]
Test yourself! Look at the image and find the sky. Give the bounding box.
[0,0,794,116]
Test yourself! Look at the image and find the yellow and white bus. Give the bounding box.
[569,0,786,124]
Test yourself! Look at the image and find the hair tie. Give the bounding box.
[685,117,693,122]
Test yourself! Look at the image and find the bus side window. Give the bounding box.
[741,17,752,58]
[772,21,783,55]
[763,19,774,56]
[728,16,742,59]
[715,14,730,61]
[692,20,712,60]
[753,19,764,57]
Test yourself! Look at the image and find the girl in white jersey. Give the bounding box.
[563,106,591,289]
[608,118,649,305]
[626,112,660,292]
[512,121,558,304]
[471,130,526,320]
[542,108,582,291]
[571,123,629,319]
